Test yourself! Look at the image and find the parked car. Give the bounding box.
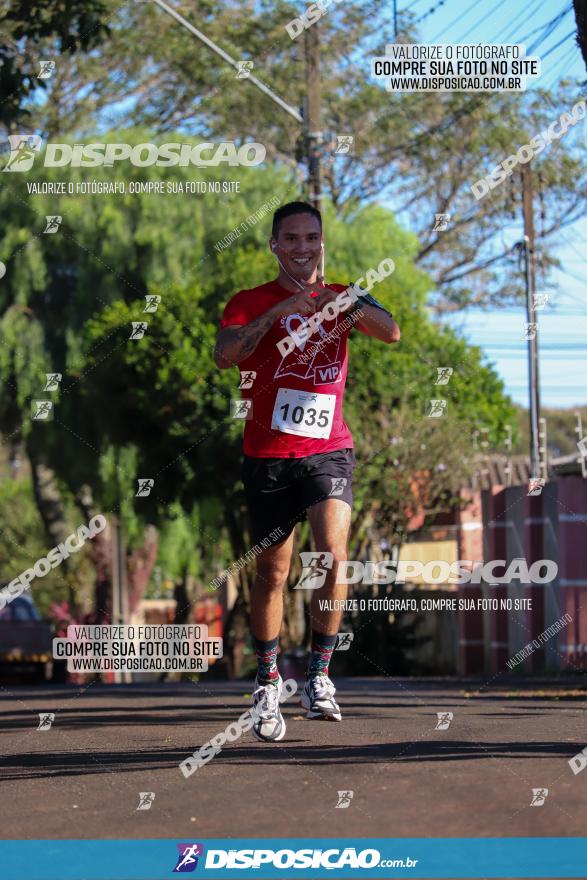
[0,594,54,682]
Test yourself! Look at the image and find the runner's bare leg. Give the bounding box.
[307,499,352,635]
[250,531,295,641]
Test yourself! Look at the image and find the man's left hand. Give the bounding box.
[311,282,344,313]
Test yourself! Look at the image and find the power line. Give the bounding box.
[413,0,449,27]
[526,5,573,55]
[452,0,510,44]
[491,0,543,43]
[428,0,479,41]
[518,3,571,42]
[540,29,577,60]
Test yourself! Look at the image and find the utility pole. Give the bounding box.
[304,26,322,213]
[538,417,548,482]
[304,25,324,278]
[111,515,131,684]
[504,424,513,487]
[521,163,541,479]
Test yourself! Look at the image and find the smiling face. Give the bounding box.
[270,212,323,285]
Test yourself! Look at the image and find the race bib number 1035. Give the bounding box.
[271,388,335,439]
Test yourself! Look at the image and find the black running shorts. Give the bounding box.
[242,447,356,548]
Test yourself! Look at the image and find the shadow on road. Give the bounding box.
[0,737,579,781]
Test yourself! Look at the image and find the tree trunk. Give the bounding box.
[173,569,194,624]
[127,525,159,616]
[76,485,113,623]
[573,0,587,70]
[27,446,77,612]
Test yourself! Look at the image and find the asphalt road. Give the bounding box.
[1,676,586,846]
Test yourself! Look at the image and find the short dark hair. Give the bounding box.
[272,201,322,238]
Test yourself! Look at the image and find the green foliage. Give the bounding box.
[0,132,517,609]
[0,474,93,619]
[0,0,110,130]
[513,405,587,459]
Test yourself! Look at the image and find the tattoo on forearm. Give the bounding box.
[218,310,277,364]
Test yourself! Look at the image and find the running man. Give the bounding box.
[214,201,400,742]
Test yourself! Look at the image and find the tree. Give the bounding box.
[0,0,110,132]
[0,131,516,672]
[14,3,586,311]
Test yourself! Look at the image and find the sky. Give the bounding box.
[401,0,586,409]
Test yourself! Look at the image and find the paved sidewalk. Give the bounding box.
[0,677,585,842]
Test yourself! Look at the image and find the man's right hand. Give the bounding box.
[271,290,318,319]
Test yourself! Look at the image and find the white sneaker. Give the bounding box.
[301,674,342,721]
[251,675,286,742]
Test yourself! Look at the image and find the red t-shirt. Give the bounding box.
[220,280,355,458]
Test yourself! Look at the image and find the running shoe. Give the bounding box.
[251,674,286,742]
[301,674,342,721]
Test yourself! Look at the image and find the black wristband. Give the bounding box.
[345,301,363,319]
